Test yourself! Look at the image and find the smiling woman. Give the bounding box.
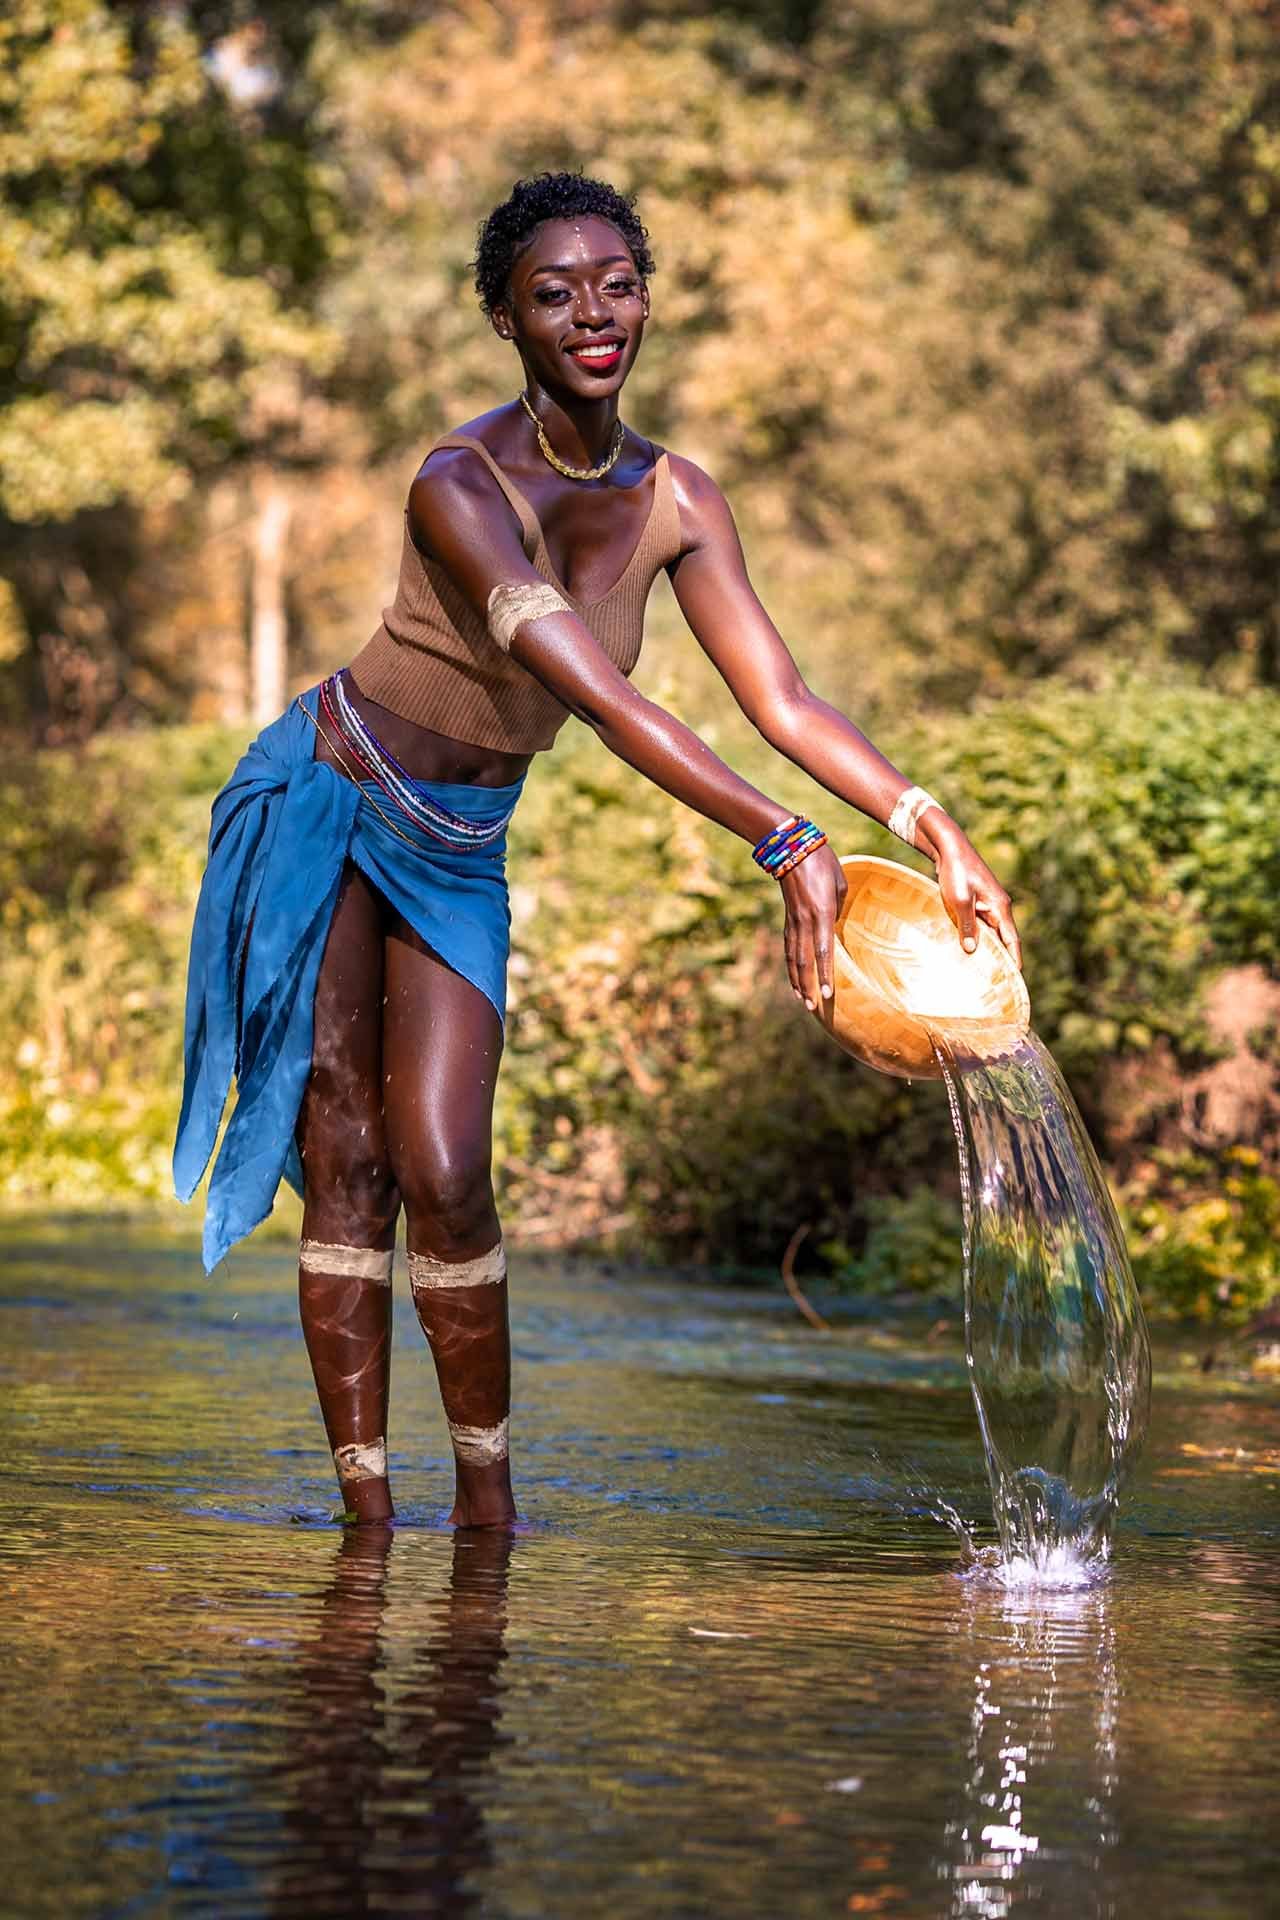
[173,170,1019,1532]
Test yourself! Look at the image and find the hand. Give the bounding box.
[930,825,1022,970]
[779,843,848,1011]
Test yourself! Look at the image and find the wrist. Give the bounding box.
[752,813,828,880]
[917,809,964,862]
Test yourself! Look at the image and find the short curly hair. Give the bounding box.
[472,171,655,318]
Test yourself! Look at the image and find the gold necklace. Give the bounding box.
[519,391,624,482]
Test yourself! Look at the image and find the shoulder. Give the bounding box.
[411,403,522,502]
[661,450,739,554]
[408,420,524,556]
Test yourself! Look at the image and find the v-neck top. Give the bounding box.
[348,432,683,754]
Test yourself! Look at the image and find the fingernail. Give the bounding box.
[963,937,976,953]
[821,984,833,999]
[804,998,815,1011]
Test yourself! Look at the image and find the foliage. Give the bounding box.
[3,674,1276,1319]
[2,2,1277,1321]
[806,0,1280,692]
[5,0,1278,740]
[1124,1147,1280,1322]
[0,0,342,735]
[318,0,1280,707]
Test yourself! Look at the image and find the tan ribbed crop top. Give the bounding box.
[348,433,683,754]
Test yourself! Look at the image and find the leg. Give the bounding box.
[296,861,401,1525]
[381,914,515,1529]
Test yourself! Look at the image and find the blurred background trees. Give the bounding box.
[3,0,1278,1311]
[5,0,1278,737]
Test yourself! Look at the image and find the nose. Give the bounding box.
[573,282,610,328]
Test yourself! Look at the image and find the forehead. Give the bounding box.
[513,215,636,280]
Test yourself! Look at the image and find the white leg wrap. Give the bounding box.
[301,1241,393,1283]
[333,1436,388,1482]
[448,1417,510,1465]
[408,1241,506,1295]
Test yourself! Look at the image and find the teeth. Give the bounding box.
[574,344,620,358]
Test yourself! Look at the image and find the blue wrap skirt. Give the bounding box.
[172,684,524,1273]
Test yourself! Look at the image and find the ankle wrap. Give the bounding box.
[448,1417,510,1465]
[333,1436,387,1482]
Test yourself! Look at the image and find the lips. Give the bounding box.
[565,337,625,372]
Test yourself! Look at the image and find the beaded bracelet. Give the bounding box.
[752,814,828,880]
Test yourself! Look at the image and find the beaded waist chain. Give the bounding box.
[315,671,518,850]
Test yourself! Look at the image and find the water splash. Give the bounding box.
[936,1033,1150,1583]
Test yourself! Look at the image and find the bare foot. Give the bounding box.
[338,1477,396,1527]
[449,1459,518,1529]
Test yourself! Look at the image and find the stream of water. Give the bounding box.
[937,1034,1151,1584]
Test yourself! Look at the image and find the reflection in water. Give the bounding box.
[3,1233,1278,1919]
[938,1035,1151,1573]
[943,1582,1119,1918]
[272,1527,512,1916]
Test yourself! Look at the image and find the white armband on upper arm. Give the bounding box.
[486,582,571,652]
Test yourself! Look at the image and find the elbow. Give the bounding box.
[757,691,813,754]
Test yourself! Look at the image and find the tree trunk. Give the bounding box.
[250,473,291,724]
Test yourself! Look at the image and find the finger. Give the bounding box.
[977,896,1022,972]
[815,919,835,1004]
[796,921,818,1011]
[950,885,978,955]
[784,920,801,1001]
[997,904,1022,972]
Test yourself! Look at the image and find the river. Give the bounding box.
[1,1226,1276,1917]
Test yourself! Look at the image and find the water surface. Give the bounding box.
[1,1227,1277,1917]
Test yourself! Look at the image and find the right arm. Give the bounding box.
[410,452,845,1008]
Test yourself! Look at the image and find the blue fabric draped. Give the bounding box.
[173,685,523,1273]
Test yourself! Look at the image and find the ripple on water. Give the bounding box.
[0,1229,1277,1919]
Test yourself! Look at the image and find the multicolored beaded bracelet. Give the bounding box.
[752,814,828,879]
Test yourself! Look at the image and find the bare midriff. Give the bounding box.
[315,669,535,789]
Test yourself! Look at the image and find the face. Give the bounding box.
[492,214,649,398]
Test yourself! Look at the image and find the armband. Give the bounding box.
[486,582,571,652]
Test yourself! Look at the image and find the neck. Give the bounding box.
[520,380,619,469]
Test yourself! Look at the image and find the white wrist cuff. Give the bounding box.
[887,786,941,849]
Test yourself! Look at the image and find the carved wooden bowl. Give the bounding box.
[820,855,1031,1080]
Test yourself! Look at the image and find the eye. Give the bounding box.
[535,286,571,305]
[605,276,637,294]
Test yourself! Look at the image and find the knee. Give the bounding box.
[399,1149,496,1252]
[302,1142,400,1244]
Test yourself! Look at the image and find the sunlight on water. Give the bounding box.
[944,1577,1119,1917]
[936,1034,1151,1584]
[1,1229,1277,1917]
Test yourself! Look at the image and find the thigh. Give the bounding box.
[380,910,504,1205]
[296,860,398,1226]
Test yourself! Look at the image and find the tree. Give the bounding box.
[0,1,339,736]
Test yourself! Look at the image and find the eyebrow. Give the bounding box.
[527,255,634,278]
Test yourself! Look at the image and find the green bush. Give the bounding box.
[2,673,1277,1319]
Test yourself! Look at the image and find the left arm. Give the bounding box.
[666,456,1021,992]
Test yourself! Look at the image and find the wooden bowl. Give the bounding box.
[820,854,1030,1079]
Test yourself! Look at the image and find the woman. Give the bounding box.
[175,172,1018,1531]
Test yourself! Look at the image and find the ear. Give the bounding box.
[490,301,515,342]
[640,281,651,318]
